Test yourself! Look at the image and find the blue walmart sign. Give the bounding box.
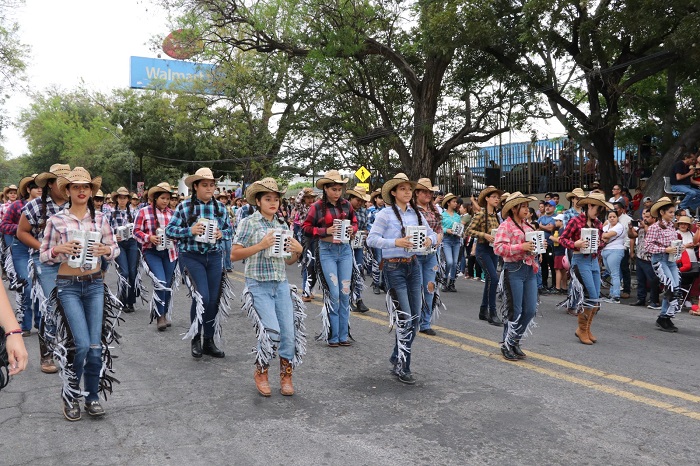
[130,56,220,94]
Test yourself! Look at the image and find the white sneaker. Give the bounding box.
[456,272,464,278]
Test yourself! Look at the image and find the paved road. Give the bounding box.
[1,266,699,465]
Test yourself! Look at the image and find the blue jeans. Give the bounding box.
[383,258,423,372]
[620,249,631,293]
[417,252,438,330]
[245,278,295,361]
[143,249,177,317]
[636,259,659,304]
[115,238,139,306]
[671,184,700,210]
[222,237,232,270]
[442,235,461,280]
[55,277,104,402]
[31,252,59,339]
[371,247,383,287]
[651,253,680,317]
[318,242,353,344]
[501,261,538,344]
[601,248,624,298]
[571,254,601,306]
[9,237,38,331]
[179,250,223,337]
[475,243,499,312]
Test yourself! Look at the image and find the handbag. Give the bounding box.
[562,252,571,270]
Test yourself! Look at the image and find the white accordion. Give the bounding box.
[155,228,174,251]
[451,223,464,237]
[525,230,546,255]
[668,239,683,262]
[265,228,292,258]
[351,231,367,249]
[580,228,599,254]
[405,225,428,254]
[194,218,218,244]
[489,228,498,247]
[332,219,351,244]
[67,230,102,269]
[116,223,134,241]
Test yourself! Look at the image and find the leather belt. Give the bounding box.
[56,271,103,283]
[380,257,415,270]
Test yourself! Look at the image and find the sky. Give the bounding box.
[2,0,169,158]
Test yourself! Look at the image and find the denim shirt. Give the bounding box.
[367,204,437,259]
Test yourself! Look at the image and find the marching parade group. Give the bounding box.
[0,163,689,421]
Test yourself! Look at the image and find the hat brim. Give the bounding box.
[18,176,37,198]
[245,184,287,205]
[316,177,349,189]
[415,182,439,192]
[441,194,458,208]
[381,179,417,205]
[578,198,613,211]
[57,176,102,197]
[148,186,173,201]
[650,198,675,218]
[347,189,370,202]
[477,187,504,207]
[501,195,538,217]
[184,174,221,189]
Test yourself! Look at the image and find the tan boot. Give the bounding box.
[39,339,59,373]
[156,316,167,331]
[587,306,598,343]
[280,358,294,396]
[575,308,593,345]
[254,364,271,397]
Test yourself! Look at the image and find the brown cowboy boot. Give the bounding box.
[280,358,294,396]
[254,364,271,397]
[39,339,58,373]
[575,308,593,345]
[587,306,599,343]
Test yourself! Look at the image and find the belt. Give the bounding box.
[56,271,103,283]
[384,257,415,264]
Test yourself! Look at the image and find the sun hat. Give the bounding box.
[650,196,675,218]
[148,182,175,201]
[184,167,220,189]
[578,192,613,211]
[18,175,39,198]
[500,192,511,206]
[111,187,130,200]
[415,178,440,192]
[245,177,287,205]
[501,192,538,217]
[381,173,417,205]
[315,170,349,189]
[477,186,504,208]
[347,185,371,202]
[677,216,693,225]
[2,184,18,197]
[566,188,586,201]
[56,167,102,196]
[35,163,71,188]
[370,189,382,201]
[441,193,458,208]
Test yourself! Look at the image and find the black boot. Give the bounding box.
[488,309,503,327]
[191,336,202,358]
[441,281,449,292]
[203,337,225,358]
[501,344,518,361]
[478,306,488,321]
[355,299,369,313]
[512,340,526,359]
[448,279,457,292]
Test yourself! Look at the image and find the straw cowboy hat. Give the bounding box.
[130,193,140,200]
[477,186,504,208]
[441,193,458,208]
[381,173,417,205]
[316,170,349,189]
[35,163,71,188]
[415,178,440,192]
[500,192,511,206]
[216,190,230,199]
[94,189,106,199]
[677,216,694,225]
[18,175,39,198]
[3,184,18,197]
[566,187,586,201]
[300,187,316,198]
[578,192,613,211]
[245,177,287,205]
[184,167,220,189]
[501,192,538,217]
[56,167,102,196]
[650,196,675,218]
[148,182,175,201]
[346,185,370,202]
[370,189,382,201]
[111,186,130,200]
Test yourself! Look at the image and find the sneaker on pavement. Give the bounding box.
[629,300,646,306]
[602,296,620,304]
[419,328,437,336]
[397,371,416,385]
[647,303,662,310]
[84,400,106,417]
[373,285,381,295]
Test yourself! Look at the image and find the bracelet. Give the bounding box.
[4,329,22,336]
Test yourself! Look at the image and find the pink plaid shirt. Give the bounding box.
[644,220,678,255]
[494,217,539,273]
[40,209,119,265]
[134,205,178,262]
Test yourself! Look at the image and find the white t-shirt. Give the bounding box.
[603,223,626,250]
[678,230,697,262]
[617,213,632,249]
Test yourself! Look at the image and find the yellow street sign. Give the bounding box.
[355,166,371,182]
[356,182,370,192]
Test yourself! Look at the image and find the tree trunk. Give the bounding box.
[645,120,700,201]
[590,129,617,195]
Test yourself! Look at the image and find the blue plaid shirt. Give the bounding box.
[165,197,232,254]
[21,195,67,240]
[367,205,385,232]
[355,206,369,231]
[109,206,138,229]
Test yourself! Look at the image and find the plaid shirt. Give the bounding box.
[0,199,26,236]
[0,200,12,223]
[562,207,580,228]
[559,212,603,257]
[134,205,178,262]
[165,197,232,254]
[467,210,501,244]
[355,206,368,231]
[21,195,66,241]
[40,209,119,265]
[644,220,678,255]
[417,205,443,234]
[494,217,539,273]
[109,206,137,230]
[634,227,652,261]
[291,200,311,227]
[234,211,289,281]
[302,198,358,238]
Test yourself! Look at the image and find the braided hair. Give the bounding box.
[37,180,53,232]
[389,193,423,238]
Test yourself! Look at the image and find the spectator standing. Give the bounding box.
[537,200,557,291]
[629,209,660,308]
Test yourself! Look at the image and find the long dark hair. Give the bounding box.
[388,189,423,237]
[186,180,223,226]
[38,179,54,232]
[254,191,285,225]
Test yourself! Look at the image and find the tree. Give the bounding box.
[0,0,29,137]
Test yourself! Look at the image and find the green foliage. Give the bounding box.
[0,0,29,136]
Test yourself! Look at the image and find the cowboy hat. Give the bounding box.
[111,187,130,199]
[677,215,693,225]
[148,182,174,201]
[578,192,613,211]
[56,167,102,196]
[415,178,440,192]
[500,192,511,206]
[501,192,538,217]
[650,196,675,218]
[300,187,316,197]
[2,184,18,197]
[477,186,504,208]
[35,163,71,188]
[370,189,382,201]
[566,187,586,201]
[216,191,230,199]
[245,177,287,205]
[441,193,458,208]
[18,175,39,198]
[130,193,140,200]
[346,185,370,202]
[94,189,106,199]
[184,167,220,189]
[381,173,417,205]
[316,170,349,189]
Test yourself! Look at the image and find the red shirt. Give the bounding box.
[559,212,604,258]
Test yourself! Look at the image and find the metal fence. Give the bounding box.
[436,138,635,197]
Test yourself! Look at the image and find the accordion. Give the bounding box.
[489,228,498,247]
[351,231,367,249]
[67,230,102,270]
[155,228,174,251]
[451,223,465,237]
[265,228,292,258]
[580,228,599,254]
[194,218,218,244]
[668,239,683,262]
[405,225,428,254]
[332,219,351,244]
[116,223,134,241]
[525,230,546,255]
